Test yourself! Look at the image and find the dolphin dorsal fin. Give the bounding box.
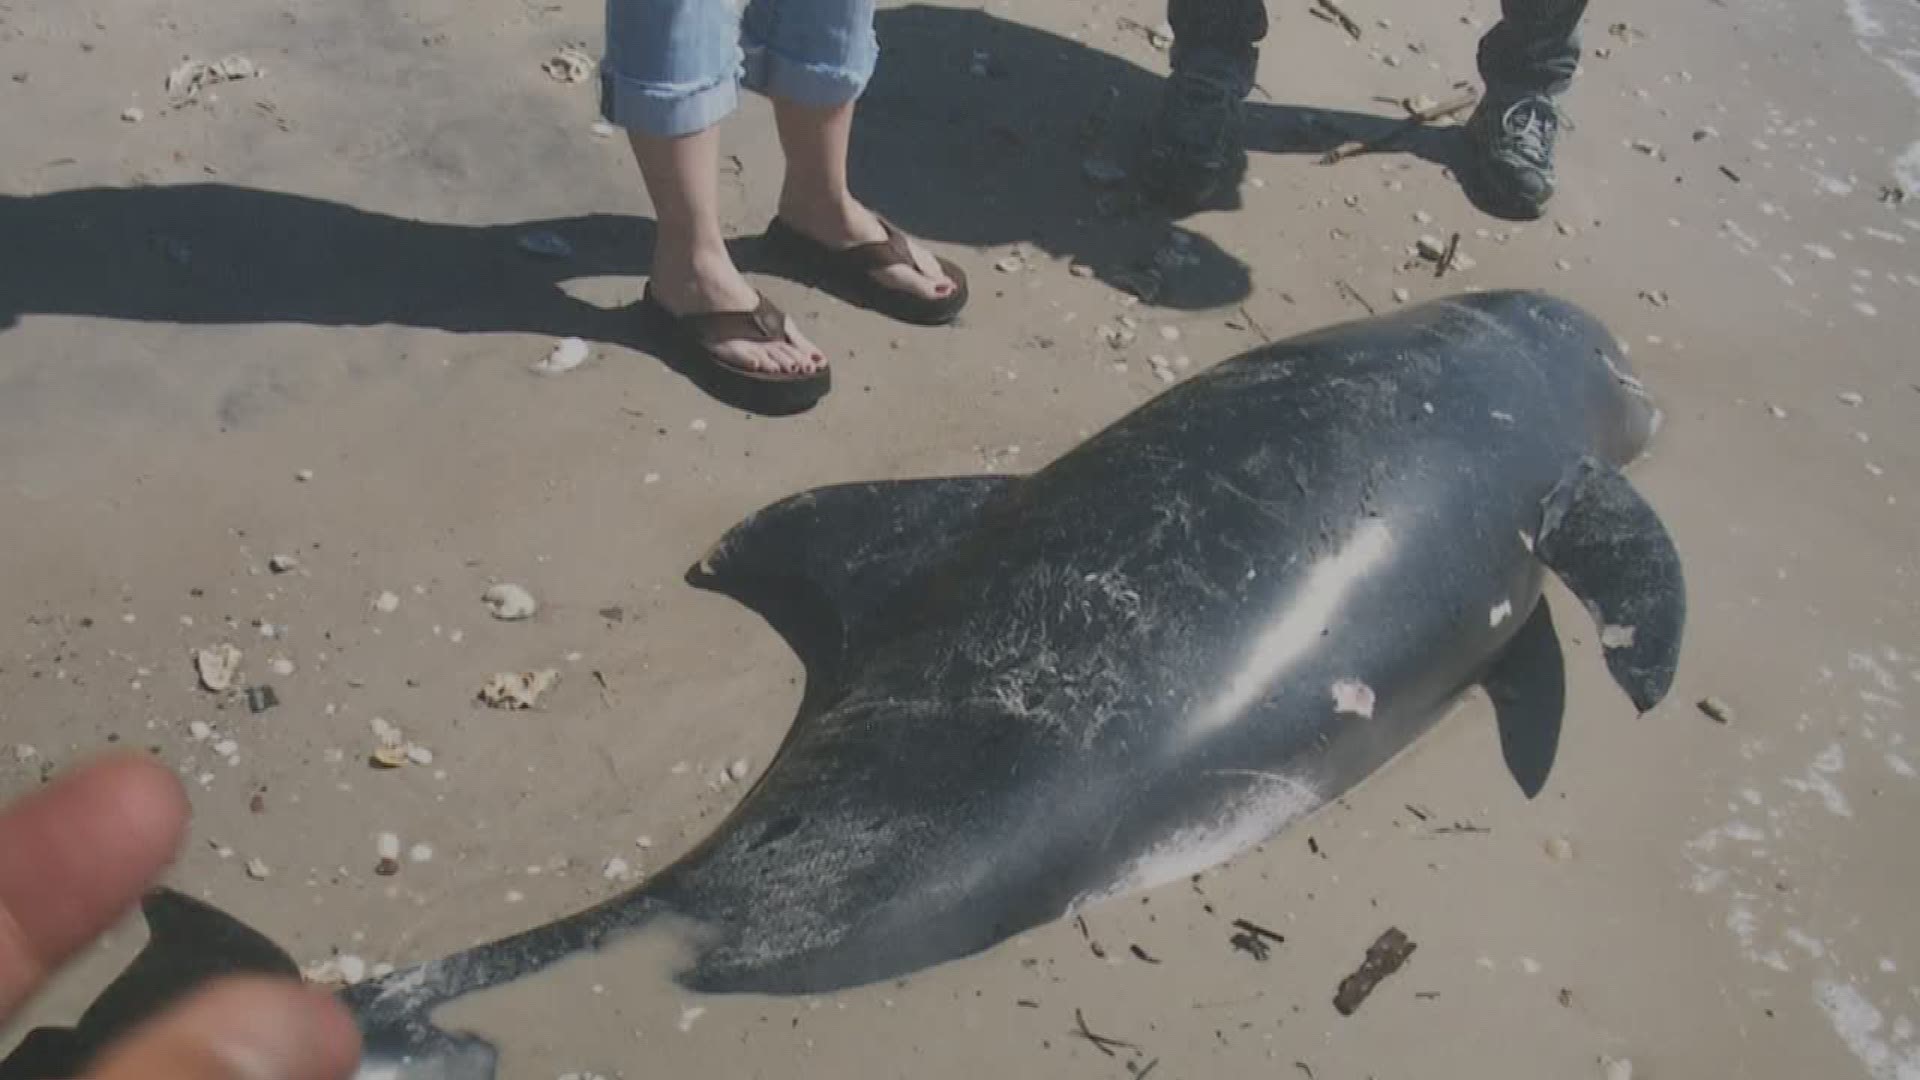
[1532,457,1686,713]
[691,476,1019,679]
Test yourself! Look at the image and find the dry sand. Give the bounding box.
[2,0,1917,1076]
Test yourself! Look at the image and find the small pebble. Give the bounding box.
[727,758,751,782]
[374,591,401,614]
[296,469,314,482]
[1698,696,1735,724]
[269,554,299,574]
[121,107,144,123]
[406,744,434,765]
[995,255,1025,273]
[690,418,708,433]
[1414,210,1434,225]
[375,857,400,877]
[335,955,367,984]
[1837,391,1864,407]
[1393,288,1412,304]
[1556,259,1573,271]
[377,832,402,860]
[188,720,213,741]
[1159,325,1181,342]
[1601,1058,1634,1080]
[1767,404,1787,419]
[270,657,295,677]
[603,857,631,881]
[410,843,434,862]
[590,120,616,138]
[245,858,271,880]
[1545,836,1575,861]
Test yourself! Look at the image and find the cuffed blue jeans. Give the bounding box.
[601,0,880,138]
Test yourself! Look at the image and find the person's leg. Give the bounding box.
[1143,0,1270,210]
[1462,0,1590,220]
[602,0,820,374]
[743,0,954,304]
[1476,0,1588,96]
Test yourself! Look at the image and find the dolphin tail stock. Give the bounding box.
[688,475,1020,678]
[1532,456,1687,714]
[335,889,683,1078]
[0,889,301,1080]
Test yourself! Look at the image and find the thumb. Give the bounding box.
[87,977,361,1080]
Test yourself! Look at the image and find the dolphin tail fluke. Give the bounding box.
[690,476,1019,674]
[1533,457,1687,714]
[0,889,301,1080]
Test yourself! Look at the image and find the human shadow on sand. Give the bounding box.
[828,4,1471,309]
[0,5,1468,383]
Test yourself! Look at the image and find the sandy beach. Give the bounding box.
[2,0,1916,1075]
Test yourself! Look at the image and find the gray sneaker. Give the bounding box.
[1464,91,1562,220]
[1142,46,1256,211]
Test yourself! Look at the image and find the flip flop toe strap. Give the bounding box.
[838,217,921,272]
[682,296,791,347]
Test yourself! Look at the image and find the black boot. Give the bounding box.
[1141,44,1256,212]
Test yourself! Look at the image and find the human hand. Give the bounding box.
[0,754,360,1079]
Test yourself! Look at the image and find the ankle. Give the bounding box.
[778,187,860,231]
[650,244,751,311]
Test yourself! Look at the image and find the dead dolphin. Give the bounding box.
[0,290,1684,1079]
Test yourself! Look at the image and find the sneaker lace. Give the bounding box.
[1499,98,1561,167]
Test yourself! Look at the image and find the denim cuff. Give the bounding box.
[599,66,740,138]
[740,40,874,107]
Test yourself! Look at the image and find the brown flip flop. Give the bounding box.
[763,216,969,327]
[638,285,830,416]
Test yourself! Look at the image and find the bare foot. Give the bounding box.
[650,251,823,375]
[775,194,956,303]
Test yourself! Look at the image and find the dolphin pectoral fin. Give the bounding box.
[690,476,1018,668]
[0,890,301,1080]
[1483,599,1567,798]
[1534,457,1687,714]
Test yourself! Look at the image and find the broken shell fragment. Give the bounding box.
[542,48,595,83]
[195,644,242,693]
[479,668,559,709]
[534,337,590,376]
[482,583,538,621]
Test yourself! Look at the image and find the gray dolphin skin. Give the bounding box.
[1,290,1685,1080]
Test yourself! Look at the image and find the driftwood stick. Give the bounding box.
[1321,92,1478,164]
